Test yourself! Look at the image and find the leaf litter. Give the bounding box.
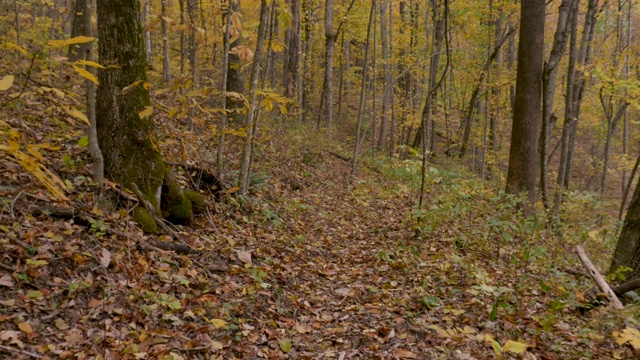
[0,106,638,359]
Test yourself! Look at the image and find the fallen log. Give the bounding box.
[575,245,624,310]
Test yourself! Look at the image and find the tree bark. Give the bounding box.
[67,0,87,61]
[319,0,336,131]
[225,0,245,120]
[96,0,166,213]
[377,0,390,150]
[284,0,300,99]
[238,0,269,194]
[505,0,544,204]
[612,177,640,280]
[541,0,576,210]
[84,0,103,193]
[161,0,171,83]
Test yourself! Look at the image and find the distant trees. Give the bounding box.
[505,0,544,203]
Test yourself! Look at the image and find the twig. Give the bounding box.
[10,191,22,219]
[0,344,42,358]
[0,261,15,272]
[575,245,624,310]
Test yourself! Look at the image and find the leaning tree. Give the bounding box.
[96,0,197,231]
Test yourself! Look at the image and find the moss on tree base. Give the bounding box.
[184,190,206,214]
[161,172,193,225]
[133,206,158,233]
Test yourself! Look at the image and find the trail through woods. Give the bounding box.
[0,126,637,359]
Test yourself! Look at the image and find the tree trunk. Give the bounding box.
[505,0,544,204]
[459,26,515,158]
[187,0,198,87]
[611,177,640,279]
[320,0,336,132]
[350,0,375,180]
[554,0,599,212]
[225,0,245,120]
[161,0,171,83]
[84,0,103,193]
[238,0,269,194]
[377,0,390,150]
[67,0,87,61]
[418,0,448,208]
[97,0,168,229]
[284,0,300,99]
[144,0,151,65]
[541,0,576,209]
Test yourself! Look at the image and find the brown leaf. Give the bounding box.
[0,274,14,287]
[237,250,252,265]
[393,349,418,358]
[88,298,103,308]
[99,248,111,268]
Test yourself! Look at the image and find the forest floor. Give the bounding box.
[1,115,639,359]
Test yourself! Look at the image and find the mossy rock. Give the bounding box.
[133,206,158,233]
[184,190,207,214]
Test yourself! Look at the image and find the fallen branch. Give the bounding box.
[0,261,14,272]
[575,245,624,310]
[0,344,41,358]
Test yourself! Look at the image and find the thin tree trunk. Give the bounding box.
[284,0,300,99]
[217,0,233,179]
[350,0,375,180]
[144,0,151,65]
[388,0,395,157]
[541,0,576,209]
[320,0,336,131]
[459,26,515,157]
[238,0,269,194]
[84,0,103,194]
[377,0,389,150]
[161,0,171,83]
[418,0,448,208]
[554,0,599,212]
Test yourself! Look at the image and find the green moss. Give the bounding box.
[133,206,158,233]
[161,172,193,224]
[184,190,206,214]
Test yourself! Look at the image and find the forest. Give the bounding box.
[1,0,640,358]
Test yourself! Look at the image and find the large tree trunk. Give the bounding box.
[611,178,640,279]
[505,0,544,204]
[97,0,192,230]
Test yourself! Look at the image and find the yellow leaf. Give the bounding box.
[485,334,502,359]
[139,106,153,119]
[18,322,33,334]
[5,42,28,55]
[65,106,90,125]
[47,36,95,48]
[502,340,530,354]
[426,324,451,338]
[72,64,98,85]
[614,327,640,349]
[74,60,105,69]
[0,75,14,91]
[26,145,45,162]
[122,80,144,94]
[208,318,228,329]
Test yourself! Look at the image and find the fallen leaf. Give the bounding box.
[209,318,228,329]
[99,248,111,268]
[55,318,69,330]
[88,298,103,308]
[295,323,312,334]
[279,338,292,352]
[18,322,33,334]
[0,274,14,287]
[237,250,252,265]
[614,327,640,350]
[502,340,530,354]
[392,349,418,358]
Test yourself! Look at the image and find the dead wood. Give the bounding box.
[575,245,624,310]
